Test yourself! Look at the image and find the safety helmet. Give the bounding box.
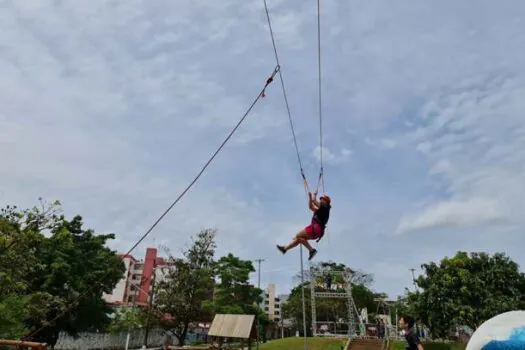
[320,194,331,204]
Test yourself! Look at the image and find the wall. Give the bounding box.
[54,328,168,350]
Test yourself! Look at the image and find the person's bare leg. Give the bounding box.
[301,239,314,252]
[283,239,300,251]
[277,230,312,254]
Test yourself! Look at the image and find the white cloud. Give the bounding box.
[312,146,352,165]
[380,139,397,149]
[395,198,507,235]
[395,74,525,236]
[364,137,398,150]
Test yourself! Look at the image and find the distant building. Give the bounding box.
[262,284,282,322]
[277,294,293,328]
[103,247,170,306]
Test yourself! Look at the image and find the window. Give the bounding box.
[274,297,280,302]
[274,311,280,316]
[130,284,136,291]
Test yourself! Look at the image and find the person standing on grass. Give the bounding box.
[399,315,424,350]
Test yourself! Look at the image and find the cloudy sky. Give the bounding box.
[1,0,525,298]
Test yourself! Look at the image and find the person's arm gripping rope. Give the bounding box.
[308,191,319,212]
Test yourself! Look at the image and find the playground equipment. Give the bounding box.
[310,267,363,337]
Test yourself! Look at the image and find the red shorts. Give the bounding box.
[305,222,324,240]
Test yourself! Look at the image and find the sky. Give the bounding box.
[1,0,525,299]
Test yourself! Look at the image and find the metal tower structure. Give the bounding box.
[310,267,362,337]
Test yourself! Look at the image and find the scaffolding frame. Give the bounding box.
[310,267,362,337]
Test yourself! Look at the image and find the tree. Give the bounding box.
[408,251,525,338]
[207,253,263,315]
[0,200,125,345]
[155,229,216,346]
[281,282,312,336]
[107,307,148,334]
[0,296,31,339]
[25,214,126,346]
[0,202,52,297]
[0,203,49,339]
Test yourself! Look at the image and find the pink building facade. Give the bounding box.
[103,247,169,306]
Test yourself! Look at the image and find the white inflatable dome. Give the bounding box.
[466,310,525,350]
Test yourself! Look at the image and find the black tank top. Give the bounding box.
[313,202,331,227]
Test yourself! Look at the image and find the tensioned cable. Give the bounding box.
[317,0,325,194]
[261,2,310,350]
[262,0,305,179]
[24,65,280,340]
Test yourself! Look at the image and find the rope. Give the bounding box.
[317,0,325,194]
[24,66,280,340]
[262,0,306,186]
[262,4,309,349]
[316,0,328,245]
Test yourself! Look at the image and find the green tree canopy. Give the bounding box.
[0,200,125,345]
[155,229,216,346]
[207,253,263,315]
[107,306,148,334]
[408,251,525,337]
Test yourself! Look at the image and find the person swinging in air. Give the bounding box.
[277,191,331,261]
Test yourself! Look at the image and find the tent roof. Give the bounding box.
[208,314,256,339]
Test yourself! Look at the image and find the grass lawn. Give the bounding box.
[390,340,465,350]
[258,337,346,350]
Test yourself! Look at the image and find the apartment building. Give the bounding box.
[103,247,170,306]
[262,284,282,321]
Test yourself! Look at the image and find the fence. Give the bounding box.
[54,328,167,350]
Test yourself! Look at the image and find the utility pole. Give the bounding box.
[255,259,265,350]
[255,259,265,291]
[281,315,284,339]
[299,246,307,350]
